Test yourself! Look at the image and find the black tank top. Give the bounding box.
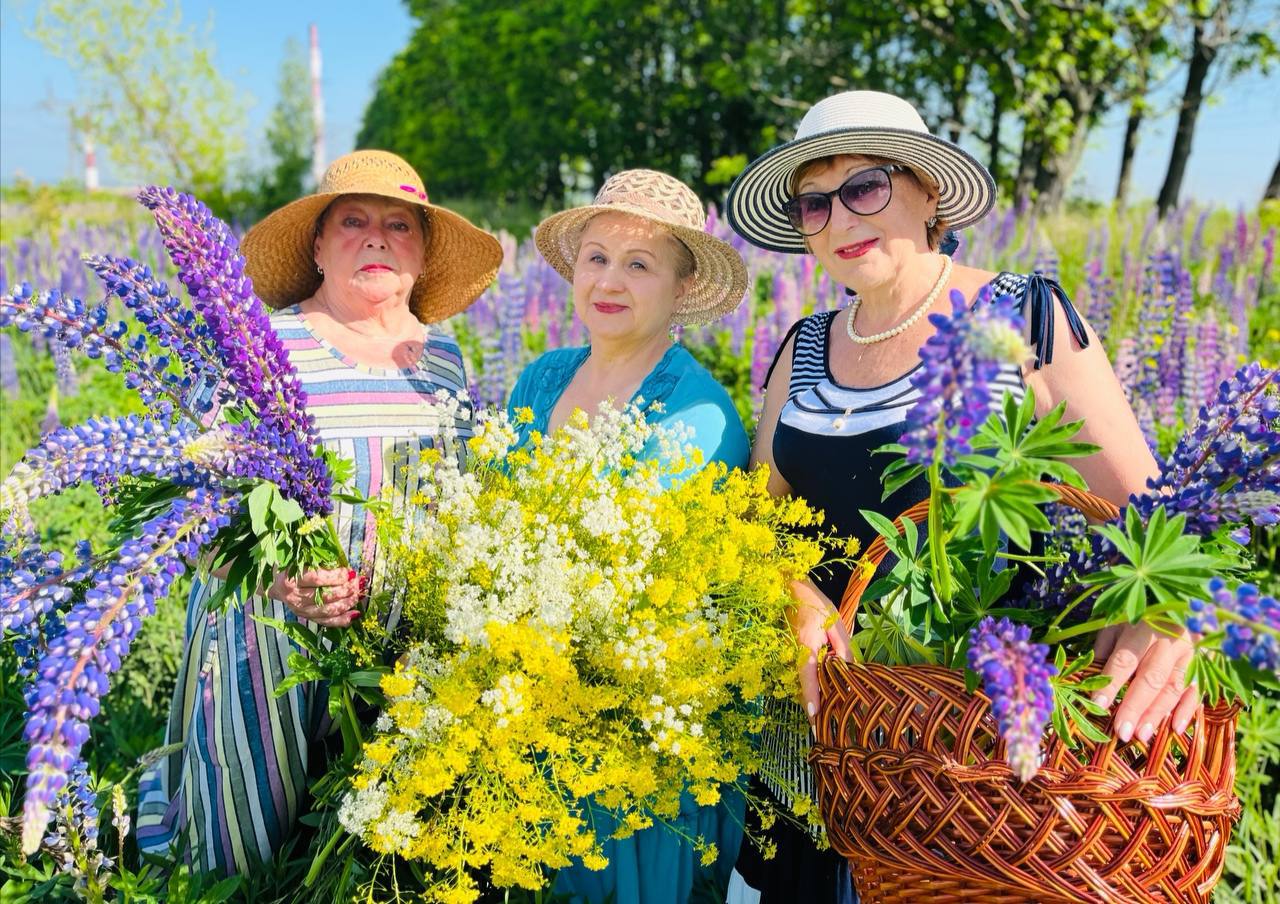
[767,270,1086,601]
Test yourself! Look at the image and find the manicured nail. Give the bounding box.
[1137,722,1154,743]
[1117,720,1134,742]
[1092,693,1110,709]
[806,702,816,718]
[1173,717,1189,735]
[347,610,361,620]
[347,569,357,581]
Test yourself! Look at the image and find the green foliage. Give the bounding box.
[27,0,249,202]
[251,39,315,221]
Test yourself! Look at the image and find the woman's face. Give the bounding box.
[313,194,426,307]
[796,155,937,292]
[571,212,690,347]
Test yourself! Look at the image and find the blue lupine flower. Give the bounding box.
[1188,579,1279,677]
[967,617,1057,781]
[901,288,1028,468]
[21,487,237,854]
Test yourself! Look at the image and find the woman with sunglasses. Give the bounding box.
[721,91,1200,902]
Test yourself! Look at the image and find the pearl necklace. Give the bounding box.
[845,255,953,344]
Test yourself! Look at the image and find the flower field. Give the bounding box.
[1,195,1278,903]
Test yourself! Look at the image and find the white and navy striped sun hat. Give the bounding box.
[725,91,996,254]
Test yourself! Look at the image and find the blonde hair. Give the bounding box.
[789,155,946,250]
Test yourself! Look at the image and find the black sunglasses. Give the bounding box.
[781,164,905,236]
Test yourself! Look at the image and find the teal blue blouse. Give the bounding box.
[507,344,750,484]
[505,343,749,904]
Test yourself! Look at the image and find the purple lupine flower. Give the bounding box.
[1,416,204,529]
[901,288,1028,468]
[0,332,17,397]
[137,187,331,515]
[20,487,238,853]
[1187,579,1279,677]
[1132,362,1279,536]
[967,617,1057,781]
[0,284,194,421]
[0,538,96,635]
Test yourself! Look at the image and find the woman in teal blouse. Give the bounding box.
[506,169,751,903]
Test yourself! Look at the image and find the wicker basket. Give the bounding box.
[810,484,1241,903]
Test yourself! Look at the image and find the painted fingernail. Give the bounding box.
[347,569,357,581]
[1092,693,1110,709]
[1173,717,1189,735]
[347,610,361,620]
[807,702,816,718]
[1137,722,1154,743]
[1117,720,1134,742]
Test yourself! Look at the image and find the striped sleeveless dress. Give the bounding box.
[732,271,1082,903]
[136,305,473,875]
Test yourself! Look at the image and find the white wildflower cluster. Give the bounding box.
[694,600,729,650]
[639,694,703,755]
[338,782,388,837]
[480,673,526,728]
[613,620,669,672]
[403,402,700,651]
[468,408,521,462]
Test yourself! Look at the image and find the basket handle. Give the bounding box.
[838,482,1120,630]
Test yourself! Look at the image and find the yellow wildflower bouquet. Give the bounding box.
[340,401,828,902]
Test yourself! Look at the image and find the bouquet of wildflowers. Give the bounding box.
[852,287,1279,780]
[0,190,356,864]
[333,400,830,902]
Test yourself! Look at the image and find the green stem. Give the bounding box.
[1048,586,1102,631]
[340,683,364,755]
[304,822,346,886]
[1042,601,1182,645]
[927,463,952,602]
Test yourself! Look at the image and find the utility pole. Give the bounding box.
[310,23,325,186]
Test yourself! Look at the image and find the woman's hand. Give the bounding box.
[267,567,363,628]
[787,579,853,729]
[1092,621,1201,742]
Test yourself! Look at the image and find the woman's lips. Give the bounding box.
[835,238,878,259]
[592,302,627,314]
[359,263,393,272]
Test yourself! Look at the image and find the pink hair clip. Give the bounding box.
[418,190,427,200]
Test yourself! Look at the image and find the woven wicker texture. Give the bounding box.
[815,483,1241,903]
[534,169,748,326]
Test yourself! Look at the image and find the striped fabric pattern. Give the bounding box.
[136,306,472,875]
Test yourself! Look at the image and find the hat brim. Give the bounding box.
[533,205,748,326]
[725,126,996,254]
[241,189,502,324]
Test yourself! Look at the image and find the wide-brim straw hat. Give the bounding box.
[241,149,502,323]
[726,91,996,254]
[534,169,748,326]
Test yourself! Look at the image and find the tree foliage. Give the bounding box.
[358,0,1275,215]
[29,0,248,199]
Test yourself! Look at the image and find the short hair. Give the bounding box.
[789,154,946,250]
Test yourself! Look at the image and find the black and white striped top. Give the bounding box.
[758,270,1071,811]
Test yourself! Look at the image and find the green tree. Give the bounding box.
[1155,0,1279,216]
[255,38,315,218]
[29,0,248,199]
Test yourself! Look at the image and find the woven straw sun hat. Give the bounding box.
[534,169,748,326]
[726,90,996,254]
[241,149,502,323]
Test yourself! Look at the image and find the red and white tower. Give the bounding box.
[310,23,325,186]
[84,137,99,191]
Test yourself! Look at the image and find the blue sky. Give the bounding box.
[2,0,1278,208]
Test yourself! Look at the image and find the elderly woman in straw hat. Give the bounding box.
[135,149,502,875]
[507,169,749,903]
[721,91,1201,902]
